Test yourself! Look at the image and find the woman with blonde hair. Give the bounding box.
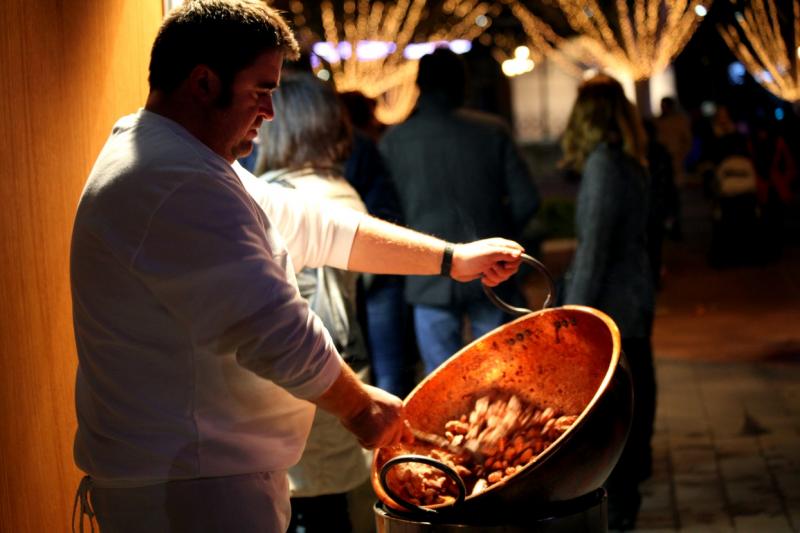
[560,73,656,531]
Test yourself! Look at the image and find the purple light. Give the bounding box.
[312,39,472,64]
[338,42,353,60]
[357,40,397,60]
[311,41,352,64]
[403,42,440,60]
[448,40,472,55]
[403,40,471,59]
[312,42,340,63]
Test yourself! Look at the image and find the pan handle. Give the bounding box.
[379,454,467,515]
[483,253,555,316]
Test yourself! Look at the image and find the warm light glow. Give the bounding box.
[695,5,708,17]
[503,0,584,78]
[290,1,496,123]
[502,46,535,77]
[719,0,800,102]
[506,0,712,82]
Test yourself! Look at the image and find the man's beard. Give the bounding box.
[211,89,257,162]
[233,138,254,160]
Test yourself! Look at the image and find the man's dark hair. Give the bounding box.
[149,0,300,103]
[257,72,352,172]
[416,47,467,108]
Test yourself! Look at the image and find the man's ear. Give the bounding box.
[187,64,221,105]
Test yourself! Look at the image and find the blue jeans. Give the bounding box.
[365,276,415,397]
[413,302,508,375]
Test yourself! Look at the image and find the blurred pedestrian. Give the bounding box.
[339,91,386,142]
[655,97,692,186]
[643,119,678,288]
[560,73,656,531]
[751,117,796,261]
[255,72,370,533]
[380,48,540,375]
[707,106,761,267]
[340,91,416,397]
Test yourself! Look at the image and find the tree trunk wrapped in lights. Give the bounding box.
[288,0,500,124]
[505,0,712,113]
[719,0,800,103]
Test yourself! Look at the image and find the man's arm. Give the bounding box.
[311,361,407,448]
[347,215,524,286]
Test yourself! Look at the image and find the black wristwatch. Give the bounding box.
[440,243,454,277]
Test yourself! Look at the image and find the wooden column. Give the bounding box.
[0,1,162,531]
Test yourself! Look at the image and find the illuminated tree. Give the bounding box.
[287,0,501,123]
[719,0,800,102]
[504,0,712,113]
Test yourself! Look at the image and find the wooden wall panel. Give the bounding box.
[0,2,162,531]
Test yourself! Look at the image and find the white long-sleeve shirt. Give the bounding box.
[71,109,365,486]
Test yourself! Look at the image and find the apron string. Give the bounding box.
[71,475,96,533]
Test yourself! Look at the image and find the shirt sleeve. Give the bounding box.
[131,173,342,400]
[234,163,365,272]
[564,150,621,307]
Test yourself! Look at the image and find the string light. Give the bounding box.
[288,1,498,124]
[505,0,712,82]
[502,0,583,77]
[719,0,800,102]
[501,46,535,77]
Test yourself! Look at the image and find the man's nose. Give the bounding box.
[258,95,274,120]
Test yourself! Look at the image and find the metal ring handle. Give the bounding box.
[379,454,467,515]
[483,253,555,316]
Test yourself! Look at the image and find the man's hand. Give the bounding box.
[340,384,407,449]
[450,238,524,286]
[312,363,408,449]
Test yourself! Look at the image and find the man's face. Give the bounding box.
[207,50,283,163]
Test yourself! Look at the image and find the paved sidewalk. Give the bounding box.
[636,359,800,532]
[633,187,800,532]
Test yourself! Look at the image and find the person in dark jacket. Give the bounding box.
[379,48,540,375]
[643,119,678,288]
[560,74,656,531]
[341,91,417,397]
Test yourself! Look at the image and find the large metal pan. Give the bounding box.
[371,255,633,521]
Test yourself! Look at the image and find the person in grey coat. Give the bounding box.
[560,74,656,531]
[379,48,540,375]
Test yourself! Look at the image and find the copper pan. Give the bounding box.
[371,255,633,520]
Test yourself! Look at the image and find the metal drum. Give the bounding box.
[374,488,608,532]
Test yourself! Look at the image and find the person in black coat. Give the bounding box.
[560,74,656,531]
[341,91,417,397]
[379,48,540,375]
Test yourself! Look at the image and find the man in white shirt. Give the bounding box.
[70,2,524,531]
